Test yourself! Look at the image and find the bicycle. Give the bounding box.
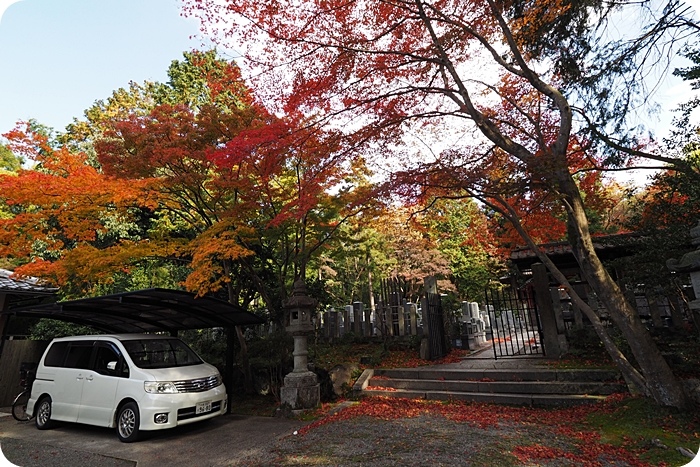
[12,363,36,422]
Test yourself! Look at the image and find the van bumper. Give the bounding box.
[136,385,227,431]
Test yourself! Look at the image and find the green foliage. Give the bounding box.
[154,49,250,111]
[127,259,190,290]
[421,198,504,302]
[55,258,190,300]
[0,143,23,172]
[506,0,610,85]
[586,397,700,466]
[61,80,158,157]
[247,330,294,370]
[246,331,294,399]
[0,258,18,269]
[309,340,385,369]
[179,328,228,372]
[30,319,98,340]
[0,144,22,221]
[313,219,394,308]
[673,46,700,90]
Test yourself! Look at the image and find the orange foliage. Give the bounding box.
[0,123,160,288]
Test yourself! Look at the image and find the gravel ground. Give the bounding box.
[228,414,632,467]
[0,410,678,467]
[1,437,135,467]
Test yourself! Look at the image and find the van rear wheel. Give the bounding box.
[35,396,54,430]
[116,402,140,442]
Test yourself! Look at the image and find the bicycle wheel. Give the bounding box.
[12,390,31,421]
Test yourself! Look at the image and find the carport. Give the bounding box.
[0,288,265,411]
[2,288,264,333]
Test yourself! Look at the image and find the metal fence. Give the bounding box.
[484,287,543,359]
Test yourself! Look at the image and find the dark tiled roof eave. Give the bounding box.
[509,232,644,261]
[0,270,58,295]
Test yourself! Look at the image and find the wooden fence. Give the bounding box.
[0,338,49,406]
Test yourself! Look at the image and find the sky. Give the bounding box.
[0,0,207,135]
[0,0,697,151]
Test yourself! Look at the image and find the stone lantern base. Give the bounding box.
[280,370,320,412]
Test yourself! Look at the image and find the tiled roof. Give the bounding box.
[510,242,572,260]
[509,233,643,261]
[0,269,57,295]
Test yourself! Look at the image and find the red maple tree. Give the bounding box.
[181,0,695,408]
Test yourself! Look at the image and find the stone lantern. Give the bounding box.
[280,279,320,412]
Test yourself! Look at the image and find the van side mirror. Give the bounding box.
[107,361,117,371]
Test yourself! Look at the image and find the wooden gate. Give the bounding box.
[376,278,418,337]
[484,287,543,359]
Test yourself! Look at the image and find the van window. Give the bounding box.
[64,342,94,369]
[94,343,129,377]
[122,338,202,369]
[44,342,69,367]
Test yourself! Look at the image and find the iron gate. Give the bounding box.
[484,287,543,359]
[425,292,448,360]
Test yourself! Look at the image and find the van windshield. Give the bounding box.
[122,339,203,369]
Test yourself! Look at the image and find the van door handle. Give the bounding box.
[85,375,93,381]
[76,375,83,381]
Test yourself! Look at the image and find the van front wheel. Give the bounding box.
[116,402,140,442]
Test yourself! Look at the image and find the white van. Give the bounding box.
[27,334,227,442]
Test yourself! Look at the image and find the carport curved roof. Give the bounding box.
[1,288,264,334]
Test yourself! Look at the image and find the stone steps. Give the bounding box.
[354,367,626,407]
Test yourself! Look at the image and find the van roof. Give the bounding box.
[51,334,179,342]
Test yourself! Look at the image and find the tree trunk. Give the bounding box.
[492,196,648,395]
[558,175,690,408]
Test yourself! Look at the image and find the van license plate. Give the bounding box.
[196,401,212,414]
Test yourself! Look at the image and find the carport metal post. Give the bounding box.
[226,327,235,414]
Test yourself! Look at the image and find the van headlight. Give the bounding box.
[144,381,179,394]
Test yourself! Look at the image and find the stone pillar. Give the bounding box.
[329,309,339,339]
[532,263,566,359]
[364,303,372,337]
[280,279,320,412]
[397,299,405,336]
[353,301,362,335]
[343,305,352,336]
[406,302,418,336]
